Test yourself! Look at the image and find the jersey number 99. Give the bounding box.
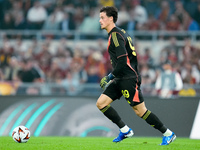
[127,36,136,56]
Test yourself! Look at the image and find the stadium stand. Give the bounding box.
[0,0,200,96]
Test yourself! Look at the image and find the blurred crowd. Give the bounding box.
[0,0,200,95]
[0,0,200,31]
[0,35,200,85]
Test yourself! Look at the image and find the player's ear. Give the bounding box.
[109,16,113,22]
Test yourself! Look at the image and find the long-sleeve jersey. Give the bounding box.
[107,26,140,79]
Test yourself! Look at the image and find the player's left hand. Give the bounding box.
[100,76,110,90]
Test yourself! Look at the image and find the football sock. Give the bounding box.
[100,105,125,128]
[141,110,167,133]
[163,129,173,136]
[120,125,130,133]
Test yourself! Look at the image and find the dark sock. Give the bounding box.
[100,105,125,128]
[141,110,167,133]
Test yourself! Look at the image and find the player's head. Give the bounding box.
[99,6,118,31]
[100,6,118,23]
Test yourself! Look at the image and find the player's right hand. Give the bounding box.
[100,76,110,90]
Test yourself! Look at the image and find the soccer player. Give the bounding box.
[96,6,176,145]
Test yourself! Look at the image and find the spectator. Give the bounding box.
[0,38,14,69]
[126,9,137,31]
[9,1,24,22]
[39,56,51,81]
[140,64,156,95]
[61,58,87,95]
[3,57,21,81]
[28,38,41,56]
[59,12,76,39]
[17,59,43,83]
[166,14,181,31]
[155,0,172,23]
[26,1,48,30]
[79,8,100,39]
[42,12,59,30]
[181,38,196,63]
[164,36,181,61]
[71,58,87,83]
[13,38,29,59]
[16,58,44,95]
[132,0,148,30]
[97,38,112,74]
[174,1,187,25]
[117,4,130,29]
[0,13,14,29]
[181,63,200,84]
[57,54,71,74]
[140,64,156,85]
[73,7,84,28]
[59,12,76,31]
[13,13,27,30]
[184,13,200,31]
[147,14,160,30]
[85,51,106,83]
[168,51,178,65]
[46,58,67,83]
[155,62,183,98]
[34,43,52,64]
[50,6,65,23]
[142,47,155,68]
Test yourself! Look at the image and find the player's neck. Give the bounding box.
[106,23,116,33]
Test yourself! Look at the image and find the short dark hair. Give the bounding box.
[100,6,118,23]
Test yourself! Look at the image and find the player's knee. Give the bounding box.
[132,102,147,117]
[96,94,113,109]
[96,100,105,109]
[96,101,101,109]
[134,110,144,117]
[134,111,140,117]
[133,107,147,117]
[96,99,110,110]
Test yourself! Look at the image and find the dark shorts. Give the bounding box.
[103,77,144,106]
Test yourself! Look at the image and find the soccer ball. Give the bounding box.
[12,125,30,143]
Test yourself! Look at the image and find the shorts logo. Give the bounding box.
[121,90,130,98]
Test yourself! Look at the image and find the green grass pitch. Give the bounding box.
[0,136,200,150]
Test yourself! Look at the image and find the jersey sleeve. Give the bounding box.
[111,32,127,77]
[111,32,127,58]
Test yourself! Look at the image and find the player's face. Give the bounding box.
[99,12,112,30]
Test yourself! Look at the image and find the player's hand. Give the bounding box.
[100,76,110,90]
[100,73,115,90]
